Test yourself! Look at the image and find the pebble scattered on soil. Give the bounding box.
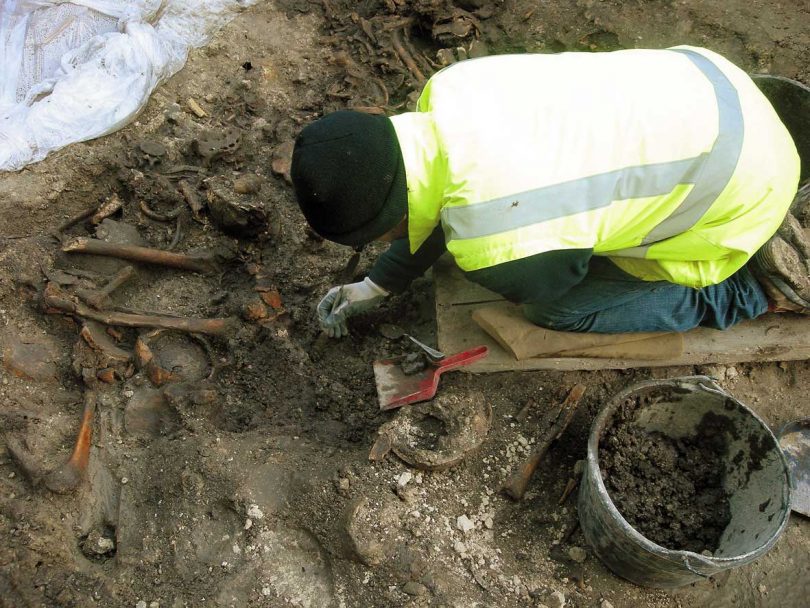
[548,589,566,608]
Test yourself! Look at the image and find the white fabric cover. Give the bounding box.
[0,0,258,171]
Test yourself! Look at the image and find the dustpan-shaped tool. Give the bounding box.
[374,346,488,410]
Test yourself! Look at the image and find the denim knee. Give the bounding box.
[522,302,591,332]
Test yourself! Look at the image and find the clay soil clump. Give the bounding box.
[600,405,732,553]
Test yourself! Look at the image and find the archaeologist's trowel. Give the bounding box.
[374,345,488,410]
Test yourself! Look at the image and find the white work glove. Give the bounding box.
[317,278,389,338]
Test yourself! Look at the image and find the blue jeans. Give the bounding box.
[523,257,769,333]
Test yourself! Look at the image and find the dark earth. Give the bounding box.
[600,407,732,553]
[1,1,809,607]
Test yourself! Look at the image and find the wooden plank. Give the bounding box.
[433,255,810,373]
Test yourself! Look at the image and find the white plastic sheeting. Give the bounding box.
[0,0,258,171]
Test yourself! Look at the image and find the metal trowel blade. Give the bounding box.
[373,358,438,411]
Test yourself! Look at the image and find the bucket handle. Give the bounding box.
[681,555,714,578]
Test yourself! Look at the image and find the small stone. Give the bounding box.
[453,541,467,555]
[247,504,264,520]
[701,549,713,557]
[468,39,489,58]
[402,581,428,596]
[259,289,283,309]
[456,514,474,534]
[338,478,350,491]
[271,140,294,183]
[397,471,413,487]
[726,366,738,379]
[149,603,160,608]
[396,484,417,503]
[233,174,263,195]
[244,518,253,530]
[2,338,59,382]
[242,300,268,321]
[261,587,272,596]
[136,602,147,608]
[97,368,117,384]
[121,477,129,485]
[548,590,566,608]
[567,546,587,563]
[600,600,615,608]
[81,528,116,557]
[436,48,456,66]
[758,584,767,594]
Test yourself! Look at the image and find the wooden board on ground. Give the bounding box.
[433,255,810,372]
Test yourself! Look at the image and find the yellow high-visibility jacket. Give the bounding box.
[389,46,800,288]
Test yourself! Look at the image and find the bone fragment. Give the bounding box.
[76,265,134,310]
[178,179,204,221]
[187,97,208,118]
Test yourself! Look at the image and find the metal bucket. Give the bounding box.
[578,376,792,588]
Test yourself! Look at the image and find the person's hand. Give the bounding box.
[317,278,389,338]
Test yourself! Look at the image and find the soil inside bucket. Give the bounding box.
[600,401,732,553]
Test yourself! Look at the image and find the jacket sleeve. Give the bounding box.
[368,224,447,294]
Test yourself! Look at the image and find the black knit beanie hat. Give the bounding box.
[291,110,408,247]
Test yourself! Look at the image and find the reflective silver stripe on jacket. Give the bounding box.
[441,49,744,250]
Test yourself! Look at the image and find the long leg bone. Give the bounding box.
[44,283,236,336]
[43,391,97,494]
[62,237,217,274]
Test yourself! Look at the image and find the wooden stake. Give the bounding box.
[502,384,587,501]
